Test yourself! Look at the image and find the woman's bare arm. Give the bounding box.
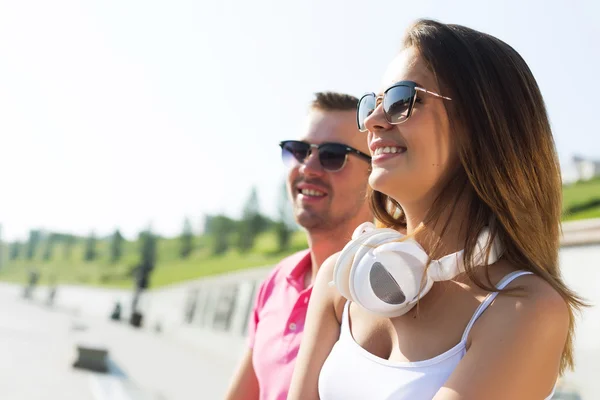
[287,253,344,400]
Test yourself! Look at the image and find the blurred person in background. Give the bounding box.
[288,19,585,400]
[224,92,374,400]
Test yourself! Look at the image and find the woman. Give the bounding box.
[287,19,584,400]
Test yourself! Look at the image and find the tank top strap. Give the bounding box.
[460,270,534,343]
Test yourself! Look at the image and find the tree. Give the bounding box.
[84,232,97,261]
[26,230,41,260]
[179,217,194,258]
[42,233,56,261]
[140,227,157,271]
[63,235,75,260]
[136,227,157,289]
[205,214,237,255]
[237,187,270,252]
[110,229,124,263]
[275,180,295,252]
[9,241,21,260]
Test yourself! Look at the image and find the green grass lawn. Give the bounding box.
[1,179,598,289]
[0,229,309,289]
[562,178,600,221]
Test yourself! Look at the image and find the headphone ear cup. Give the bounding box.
[373,241,429,265]
[333,228,403,302]
[351,243,432,317]
[333,240,357,301]
[351,222,376,239]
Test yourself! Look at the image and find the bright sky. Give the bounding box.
[0,0,598,241]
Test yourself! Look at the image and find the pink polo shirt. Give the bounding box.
[247,249,312,400]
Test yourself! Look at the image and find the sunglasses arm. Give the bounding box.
[414,87,452,101]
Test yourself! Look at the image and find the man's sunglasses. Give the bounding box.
[357,80,452,132]
[279,140,371,172]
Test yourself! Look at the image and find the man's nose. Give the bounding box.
[299,148,325,176]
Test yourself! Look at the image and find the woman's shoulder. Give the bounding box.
[470,262,570,348]
[491,263,568,313]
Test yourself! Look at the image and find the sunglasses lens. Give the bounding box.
[281,141,309,167]
[318,144,348,171]
[384,85,414,124]
[357,94,377,131]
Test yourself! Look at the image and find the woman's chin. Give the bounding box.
[368,168,427,207]
[369,167,403,194]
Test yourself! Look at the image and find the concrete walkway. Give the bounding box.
[0,285,239,400]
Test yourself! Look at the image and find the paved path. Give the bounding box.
[0,286,240,400]
[0,287,93,399]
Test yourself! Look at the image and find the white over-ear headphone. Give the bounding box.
[331,222,504,317]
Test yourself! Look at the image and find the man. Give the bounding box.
[224,92,373,400]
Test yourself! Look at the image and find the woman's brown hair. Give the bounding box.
[369,19,586,374]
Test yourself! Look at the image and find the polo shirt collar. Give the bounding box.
[285,250,312,290]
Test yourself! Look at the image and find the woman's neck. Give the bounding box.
[402,191,471,257]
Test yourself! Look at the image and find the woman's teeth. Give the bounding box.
[374,146,405,155]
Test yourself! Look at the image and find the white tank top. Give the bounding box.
[318,270,556,400]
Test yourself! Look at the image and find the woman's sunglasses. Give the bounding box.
[357,80,452,132]
[279,140,371,172]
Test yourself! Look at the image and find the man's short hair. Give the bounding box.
[311,91,359,112]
